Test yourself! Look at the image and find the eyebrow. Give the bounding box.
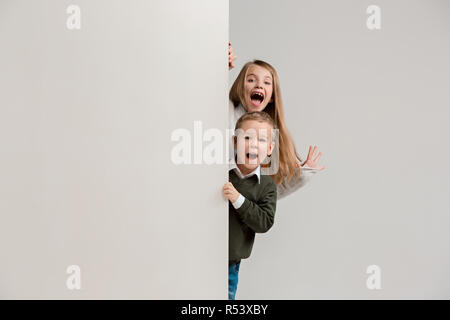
[247,73,272,80]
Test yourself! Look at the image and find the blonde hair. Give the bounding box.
[235,111,275,131]
[229,60,302,185]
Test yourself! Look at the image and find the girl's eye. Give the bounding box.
[265,82,271,85]
[244,136,250,140]
[248,79,254,82]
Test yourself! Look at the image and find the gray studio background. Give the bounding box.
[1,0,449,300]
[230,0,450,299]
[0,0,228,299]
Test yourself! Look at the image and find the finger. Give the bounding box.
[313,152,322,163]
[312,145,318,156]
[318,165,325,171]
[306,145,312,159]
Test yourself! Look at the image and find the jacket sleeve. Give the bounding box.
[277,166,318,200]
[234,183,277,233]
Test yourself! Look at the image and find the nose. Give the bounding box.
[255,79,263,88]
[248,137,258,148]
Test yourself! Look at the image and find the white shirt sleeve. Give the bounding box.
[232,194,245,209]
[277,166,318,200]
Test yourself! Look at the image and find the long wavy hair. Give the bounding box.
[229,60,302,185]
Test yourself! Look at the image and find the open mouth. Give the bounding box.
[246,152,258,161]
[250,92,264,107]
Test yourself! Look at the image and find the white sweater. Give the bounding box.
[228,100,317,200]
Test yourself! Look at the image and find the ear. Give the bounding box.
[268,140,275,156]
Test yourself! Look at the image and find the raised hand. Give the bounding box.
[301,145,325,170]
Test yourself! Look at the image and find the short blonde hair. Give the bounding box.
[235,111,276,131]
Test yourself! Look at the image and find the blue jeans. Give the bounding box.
[228,260,241,300]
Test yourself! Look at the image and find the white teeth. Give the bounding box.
[252,92,264,100]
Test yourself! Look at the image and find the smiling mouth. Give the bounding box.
[250,92,264,107]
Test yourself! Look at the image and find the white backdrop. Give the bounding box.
[0,0,228,299]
